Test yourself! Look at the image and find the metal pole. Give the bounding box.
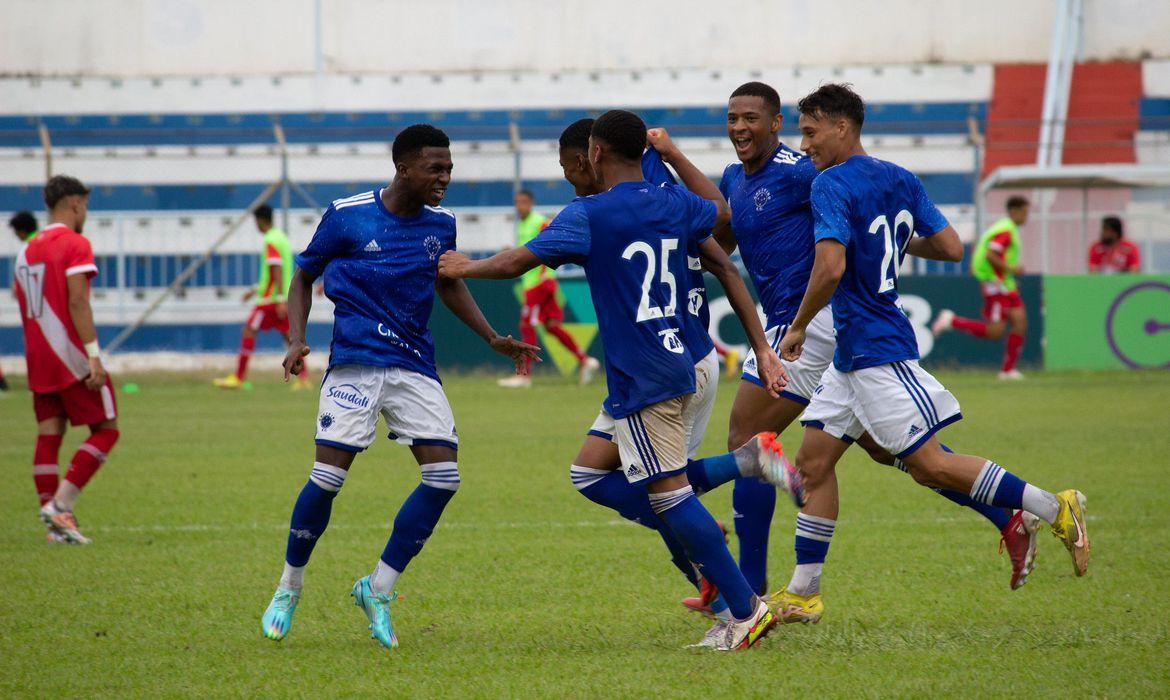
[968,116,985,249]
[509,122,522,194]
[274,123,291,233]
[37,122,53,180]
[1037,0,1069,166]
[106,180,282,354]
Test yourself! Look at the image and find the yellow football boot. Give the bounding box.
[212,374,242,389]
[1051,489,1090,576]
[767,587,824,625]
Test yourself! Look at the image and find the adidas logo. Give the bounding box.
[907,424,923,438]
[364,239,381,252]
[626,464,644,478]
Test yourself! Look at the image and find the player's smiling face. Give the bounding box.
[798,112,846,170]
[727,96,781,166]
[400,146,453,206]
[559,147,601,197]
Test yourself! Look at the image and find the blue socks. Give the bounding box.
[379,462,460,573]
[969,461,1026,510]
[651,485,756,620]
[788,513,836,596]
[685,453,740,495]
[285,462,347,568]
[732,477,775,594]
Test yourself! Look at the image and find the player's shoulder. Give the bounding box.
[772,143,806,168]
[423,204,457,224]
[330,189,378,211]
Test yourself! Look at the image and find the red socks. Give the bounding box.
[65,428,120,491]
[33,434,63,506]
[547,325,585,362]
[1002,333,1025,372]
[236,335,256,380]
[951,315,988,338]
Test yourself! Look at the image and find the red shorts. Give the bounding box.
[981,290,1023,323]
[247,303,290,334]
[33,378,118,426]
[522,279,564,325]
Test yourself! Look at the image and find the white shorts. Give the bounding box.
[742,305,836,405]
[589,349,716,459]
[800,360,962,458]
[315,364,459,452]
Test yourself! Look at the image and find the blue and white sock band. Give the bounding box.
[570,465,609,491]
[309,462,348,492]
[795,513,836,543]
[420,461,461,492]
[970,461,1005,506]
[648,485,694,515]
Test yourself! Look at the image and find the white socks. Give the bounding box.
[280,563,305,592]
[371,559,402,596]
[788,563,823,597]
[1022,484,1060,524]
[53,481,81,512]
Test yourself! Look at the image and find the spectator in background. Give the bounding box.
[1088,216,1141,274]
[9,210,39,242]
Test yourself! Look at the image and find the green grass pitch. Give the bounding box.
[1,368,1168,697]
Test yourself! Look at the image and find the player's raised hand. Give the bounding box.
[646,128,679,158]
[779,326,805,362]
[438,251,472,279]
[282,340,311,381]
[84,357,108,391]
[489,334,542,375]
[754,347,789,399]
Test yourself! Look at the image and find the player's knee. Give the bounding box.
[420,461,460,492]
[569,464,607,493]
[985,323,1006,340]
[902,456,944,488]
[795,451,834,489]
[727,424,754,452]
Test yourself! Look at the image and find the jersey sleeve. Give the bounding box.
[674,188,717,245]
[810,173,852,245]
[987,230,1012,253]
[63,235,98,278]
[264,243,282,266]
[1126,242,1142,271]
[525,200,591,268]
[1087,244,1104,269]
[295,205,352,278]
[641,147,679,188]
[909,175,949,237]
[718,164,735,199]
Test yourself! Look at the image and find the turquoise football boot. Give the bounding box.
[351,575,399,649]
[261,587,300,641]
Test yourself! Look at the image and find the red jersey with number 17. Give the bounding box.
[14,223,99,393]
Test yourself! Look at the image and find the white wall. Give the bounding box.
[3,0,1167,78]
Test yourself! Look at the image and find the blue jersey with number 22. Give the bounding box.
[811,156,949,372]
[526,181,716,418]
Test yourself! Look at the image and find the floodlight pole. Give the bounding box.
[274,123,291,233]
[37,122,53,179]
[509,122,522,194]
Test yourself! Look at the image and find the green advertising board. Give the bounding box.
[428,273,1045,373]
[1045,274,1170,370]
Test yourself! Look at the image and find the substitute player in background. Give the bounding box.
[779,85,1089,612]
[14,176,119,544]
[499,189,598,388]
[932,196,1029,380]
[1088,215,1141,273]
[2,210,41,393]
[214,204,309,389]
[259,125,538,650]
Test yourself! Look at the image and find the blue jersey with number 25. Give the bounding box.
[526,181,716,418]
[811,156,949,372]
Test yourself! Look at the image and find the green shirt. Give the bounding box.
[516,211,550,290]
[971,217,1020,292]
[257,227,294,302]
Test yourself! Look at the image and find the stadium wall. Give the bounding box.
[2,0,1168,77]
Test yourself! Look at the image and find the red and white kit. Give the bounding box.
[14,223,117,425]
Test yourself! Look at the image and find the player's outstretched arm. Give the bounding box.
[66,273,106,391]
[698,237,787,397]
[435,276,541,373]
[282,267,314,380]
[647,128,732,235]
[905,225,964,262]
[779,240,845,362]
[438,248,542,280]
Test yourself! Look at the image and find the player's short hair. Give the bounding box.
[516,189,534,200]
[253,203,274,222]
[797,83,865,128]
[590,110,647,161]
[730,81,781,115]
[559,118,594,153]
[9,210,38,234]
[1102,215,1124,236]
[43,175,91,209]
[1006,195,1030,210]
[392,124,451,165]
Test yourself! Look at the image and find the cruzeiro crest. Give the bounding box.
[424,235,443,260]
[753,187,772,211]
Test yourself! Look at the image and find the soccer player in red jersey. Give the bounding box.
[3,211,41,393]
[14,176,119,544]
[1088,216,1141,273]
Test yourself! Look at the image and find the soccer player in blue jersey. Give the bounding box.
[439,110,799,650]
[776,85,1090,610]
[259,124,539,650]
